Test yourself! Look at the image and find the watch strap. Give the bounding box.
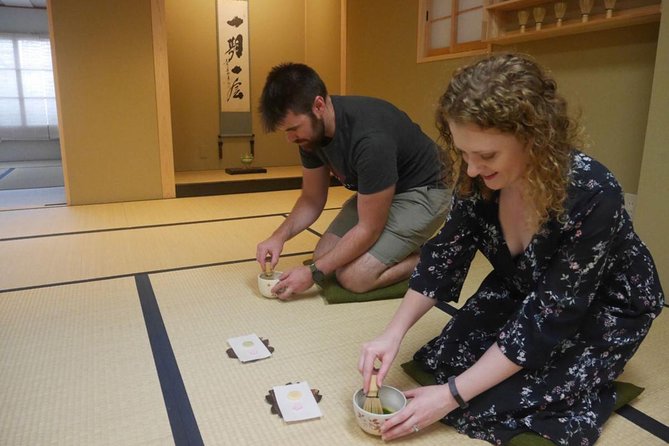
[308,261,325,283]
[448,375,469,409]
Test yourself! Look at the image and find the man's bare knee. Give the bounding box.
[336,267,381,293]
[336,271,373,293]
[337,252,418,293]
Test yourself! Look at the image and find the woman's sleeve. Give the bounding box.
[497,189,623,369]
[409,194,479,302]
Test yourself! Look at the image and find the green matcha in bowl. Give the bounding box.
[352,385,406,435]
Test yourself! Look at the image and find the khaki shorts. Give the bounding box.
[325,186,451,265]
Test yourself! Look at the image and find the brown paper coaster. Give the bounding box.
[226,337,274,359]
[264,383,323,418]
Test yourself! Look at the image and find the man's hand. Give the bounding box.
[271,265,314,300]
[256,236,284,270]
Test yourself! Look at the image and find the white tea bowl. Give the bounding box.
[257,272,282,298]
[352,385,407,436]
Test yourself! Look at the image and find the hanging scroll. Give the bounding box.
[217,0,251,113]
[216,0,256,168]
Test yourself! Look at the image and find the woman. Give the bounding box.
[358,53,664,445]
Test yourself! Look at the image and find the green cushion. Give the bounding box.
[611,381,645,411]
[506,433,557,446]
[400,360,644,446]
[302,258,409,304]
[400,359,437,386]
[320,277,409,304]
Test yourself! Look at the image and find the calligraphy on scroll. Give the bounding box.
[217,1,250,112]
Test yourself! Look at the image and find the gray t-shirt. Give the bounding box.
[299,96,443,194]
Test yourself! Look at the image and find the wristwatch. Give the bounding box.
[307,261,326,284]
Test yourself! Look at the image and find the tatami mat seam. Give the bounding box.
[0,251,313,294]
[0,185,64,190]
[305,227,323,237]
[0,202,66,212]
[0,207,340,242]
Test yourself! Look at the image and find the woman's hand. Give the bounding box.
[377,343,524,441]
[358,290,437,392]
[379,384,458,441]
[358,334,402,393]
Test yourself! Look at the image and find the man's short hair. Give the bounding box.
[259,63,328,132]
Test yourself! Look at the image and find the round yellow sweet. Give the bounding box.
[287,390,302,400]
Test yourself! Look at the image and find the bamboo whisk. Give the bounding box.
[518,10,530,32]
[533,7,546,30]
[363,373,384,414]
[580,0,594,22]
[262,255,273,278]
[554,2,567,26]
[604,0,617,17]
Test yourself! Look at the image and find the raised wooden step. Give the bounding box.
[175,166,340,197]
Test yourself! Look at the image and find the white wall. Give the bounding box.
[0,6,48,33]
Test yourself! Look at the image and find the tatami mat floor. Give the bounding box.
[0,186,66,211]
[0,160,66,211]
[0,186,666,445]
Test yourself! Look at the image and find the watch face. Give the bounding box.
[313,270,325,283]
[309,262,325,283]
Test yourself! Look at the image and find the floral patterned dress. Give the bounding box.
[409,152,664,445]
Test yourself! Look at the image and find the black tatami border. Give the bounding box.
[135,273,204,446]
[0,167,15,181]
[616,404,669,442]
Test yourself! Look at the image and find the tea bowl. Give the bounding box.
[352,385,407,436]
[257,271,282,298]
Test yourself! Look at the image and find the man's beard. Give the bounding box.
[299,115,327,152]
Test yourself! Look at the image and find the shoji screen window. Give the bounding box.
[417,0,488,62]
[0,33,58,140]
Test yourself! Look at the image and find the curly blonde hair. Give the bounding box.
[436,53,582,230]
